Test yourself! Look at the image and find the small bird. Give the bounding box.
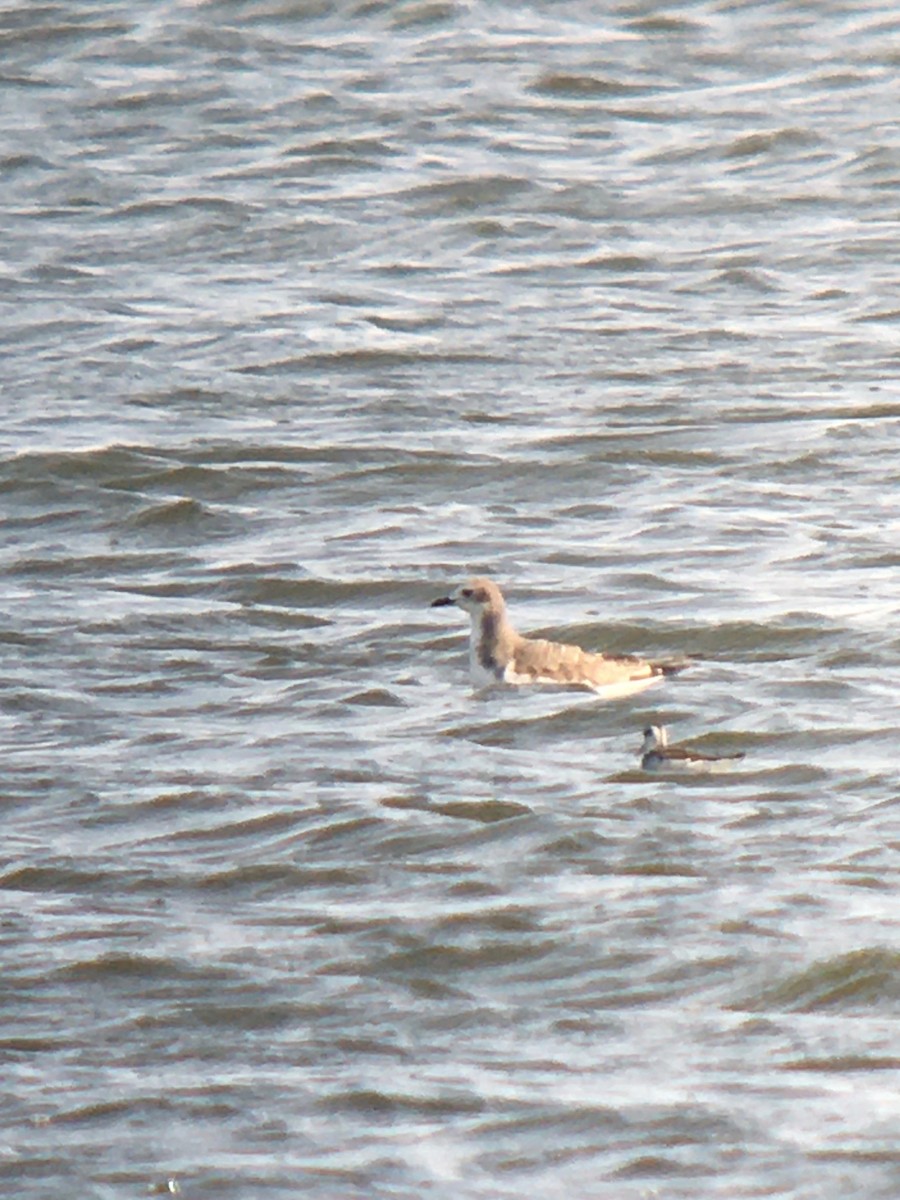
[639,725,745,773]
[431,576,689,699]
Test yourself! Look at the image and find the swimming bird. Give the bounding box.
[430,576,689,698]
[639,725,745,773]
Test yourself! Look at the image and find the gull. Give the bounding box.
[430,576,689,699]
[639,725,745,773]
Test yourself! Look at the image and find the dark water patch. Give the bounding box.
[0,863,143,895]
[556,501,618,520]
[671,616,839,661]
[1,551,177,580]
[719,918,798,941]
[734,947,900,1013]
[282,150,393,177]
[432,798,532,823]
[365,310,445,333]
[619,767,756,789]
[724,128,823,159]
[0,445,172,485]
[76,611,286,650]
[300,815,387,850]
[165,807,303,845]
[477,1102,627,1147]
[376,935,554,978]
[390,1,457,30]
[627,14,705,35]
[616,859,702,878]
[0,1036,68,1054]
[735,775,817,811]
[0,630,53,651]
[217,572,421,610]
[400,173,535,213]
[530,72,650,99]
[236,347,502,374]
[530,426,735,460]
[326,523,405,544]
[88,675,186,697]
[781,1054,900,1073]
[42,1094,181,1128]
[330,1032,421,1063]
[106,460,304,501]
[379,793,433,814]
[346,688,407,707]
[609,1153,709,1180]
[129,386,243,414]
[830,871,894,893]
[122,497,233,535]
[27,261,105,286]
[728,400,900,424]
[828,548,900,570]
[0,152,55,172]
[243,608,333,634]
[313,764,390,787]
[710,266,781,293]
[434,903,541,936]
[0,14,130,56]
[283,134,398,160]
[197,862,368,893]
[53,951,237,986]
[441,714,581,751]
[137,787,237,814]
[118,195,252,219]
[175,1000,303,1032]
[186,440,468,469]
[106,335,159,355]
[319,1085,485,1117]
[368,814,539,867]
[577,252,656,272]
[808,1147,900,1166]
[536,828,615,860]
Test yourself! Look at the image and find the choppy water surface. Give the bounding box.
[2,1,899,1196]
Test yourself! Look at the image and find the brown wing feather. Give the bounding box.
[512,636,659,687]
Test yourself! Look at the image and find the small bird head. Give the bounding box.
[640,725,667,753]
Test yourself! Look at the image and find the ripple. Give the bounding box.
[734,948,900,1013]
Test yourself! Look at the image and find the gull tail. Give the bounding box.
[653,657,694,678]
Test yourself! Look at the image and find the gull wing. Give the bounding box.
[510,636,671,692]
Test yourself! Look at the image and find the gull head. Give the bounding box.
[431,576,506,617]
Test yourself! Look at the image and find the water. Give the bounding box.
[1,1,899,1196]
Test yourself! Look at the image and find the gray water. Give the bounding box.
[2,2,899,1197]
